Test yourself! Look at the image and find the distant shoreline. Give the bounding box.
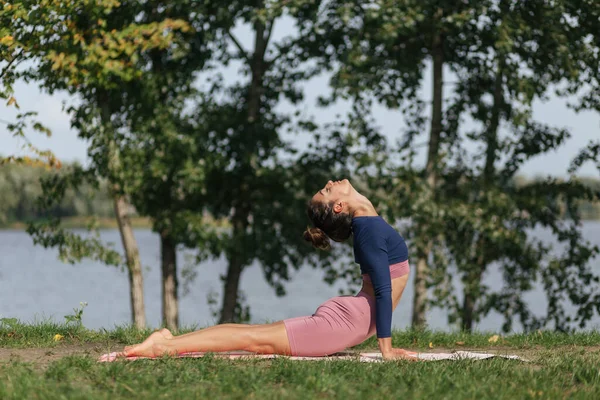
[0,216,232,230]
[0,216,154,230]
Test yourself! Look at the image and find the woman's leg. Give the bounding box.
[123,321,291,357]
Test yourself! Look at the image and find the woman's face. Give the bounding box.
[311,179,353,205]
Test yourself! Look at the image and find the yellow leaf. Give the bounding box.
[7,97,18,107]
[53,334,64,342]
[0,36,14,45]
[488,335,499,343]
[428,342,433,349]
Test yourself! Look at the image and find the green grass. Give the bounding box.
[0,318,205,348]
[2,319,600,350]
[2,320,600,399]
[2,348,600,399]
[353,329,600,349]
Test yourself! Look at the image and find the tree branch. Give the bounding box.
[0,48,24,80]
[227,31,251,64]
[264,19,275,49]
[267,39,294,66]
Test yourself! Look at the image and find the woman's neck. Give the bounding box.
[350,197,378,217]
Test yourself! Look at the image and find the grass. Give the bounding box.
[3,319,600,350]
[0,318,204,349]
[1,320,600,399]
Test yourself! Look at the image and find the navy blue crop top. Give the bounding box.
[352,216,409,338]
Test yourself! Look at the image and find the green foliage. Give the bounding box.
[183,0,363,322]
[310,0,600,333]
[0,1,62,167]
[21,163,125,267]
[28,218,123,266]
[3,0,599,333]
[13,2,218,330]
[560,0,600,113]
[423,0,600,333]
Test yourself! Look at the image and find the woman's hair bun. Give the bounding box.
[303,227,331,251]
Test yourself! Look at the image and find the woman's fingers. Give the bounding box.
[398,349,418,357]
[391,348,419,360]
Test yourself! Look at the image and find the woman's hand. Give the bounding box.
[378,338,418,361]
[382,348,419,361]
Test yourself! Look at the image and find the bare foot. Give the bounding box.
[123,329,174,355]
[123,331,173,358]
[159,328,174,339]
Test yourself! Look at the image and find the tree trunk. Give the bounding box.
[412,22,444,329]
[219,235,245,323]
[412,250,431,328]
[462,253,484,332]
[99,91,146,329]
[247,5,268,124]
[114,195,146,329]
[483,63,503,183]
[161,232,179,330]
[462,60,504,332]
[219,214,248,323]
[218,9,270,322]
[462,292,475,332]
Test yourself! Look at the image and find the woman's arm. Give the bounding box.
[359,234,393,342]
[360,233,417,360]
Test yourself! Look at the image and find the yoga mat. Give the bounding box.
[98,350,527,363]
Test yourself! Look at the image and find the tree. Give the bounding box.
[22,0,194,329]
[0,0,65,167]
[419,0,600,332]
[562,0,600,181]
[194,0,362,323]
[67,1,220,331]
[305,0,600,332]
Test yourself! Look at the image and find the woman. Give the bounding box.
[122,179,415,360]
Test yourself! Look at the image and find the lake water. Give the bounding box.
[1,222,599,333]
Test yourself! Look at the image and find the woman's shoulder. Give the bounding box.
[352,216,388,240]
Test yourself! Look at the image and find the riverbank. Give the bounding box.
[1,322,599,399]
[0,216,153,230]
[0,215,231,230]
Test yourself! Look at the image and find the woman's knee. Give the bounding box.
[245,322,290,354]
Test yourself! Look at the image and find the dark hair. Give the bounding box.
[303,199,352,250]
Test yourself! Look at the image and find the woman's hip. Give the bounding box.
[283,293,376,356]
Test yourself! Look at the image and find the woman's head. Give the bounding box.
[303,179,355,250]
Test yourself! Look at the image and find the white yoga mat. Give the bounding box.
[98,350,527,363]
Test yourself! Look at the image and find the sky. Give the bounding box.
[2,20,599,178]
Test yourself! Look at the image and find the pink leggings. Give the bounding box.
[283,261,409,356]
